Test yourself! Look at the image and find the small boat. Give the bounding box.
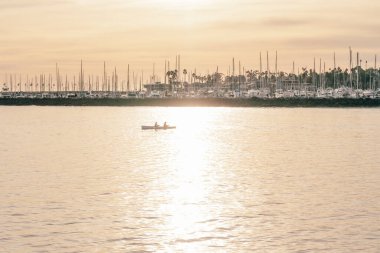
[141,125,176,130]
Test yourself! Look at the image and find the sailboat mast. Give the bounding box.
[80,60,83,93]
[266,51,269,90]
[313,57,315,90]
[175,55,178,72]
[356,52,359,90]
[153,63,155,83]
[375,55,377,90]
[323,61,326,90]
[127,64,130,91]
[319,58,322,90]
[164,60,167,84]
[232,57,235,90]
[238,60,241,93]
[292,61,295,90]
[178,54,181,82]
[103,61,106,92]
[115,67,117,93]
[275,51,278,89]
[141,70,144,91]
[349,47,353,89]
[56,63,58,92]
[333,52,336,89]
[259,52,262,89]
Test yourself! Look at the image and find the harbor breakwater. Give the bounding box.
[0,97,379,107]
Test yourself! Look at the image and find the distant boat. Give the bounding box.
[141,125,176,130]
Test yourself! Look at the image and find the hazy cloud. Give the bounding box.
[260,17,312,27]
[0,0,379,75]
[0,0,70,9]
[285,35,380,50]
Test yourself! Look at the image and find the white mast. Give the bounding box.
[153,63,155,83]
[275,51,278,89]
[313,57,315,90]
[319,58,322,90]
[356,52,359,90]
[103,61,106,92]
[333,52,336,89]
[323,61,326,90]
[266,51,269,89]
[260,52,262,89]
[178,54,181,82]
[349,47,352,89]
[375,55,377,90]
[164,60,167,84]
[127,64,130,91]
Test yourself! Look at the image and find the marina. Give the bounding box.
[2,51,380,101]
[2,0,380,252]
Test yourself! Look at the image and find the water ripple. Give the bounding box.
[0,107,379,252]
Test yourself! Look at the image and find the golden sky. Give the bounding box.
[1,0,379,81]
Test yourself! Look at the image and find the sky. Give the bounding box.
[0,0,379,81]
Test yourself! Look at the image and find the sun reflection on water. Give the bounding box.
[159,108,223,251]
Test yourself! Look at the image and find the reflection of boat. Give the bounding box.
[141,125,176,130]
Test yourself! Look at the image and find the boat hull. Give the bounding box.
[141,126,176,130]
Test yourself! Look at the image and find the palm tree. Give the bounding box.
[166,70,178,92]
[191,73,197,83]
[183,69,187,83]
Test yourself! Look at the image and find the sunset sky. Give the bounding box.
[0,0,379,81]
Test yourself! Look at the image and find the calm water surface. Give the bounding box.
[0,107,379,252]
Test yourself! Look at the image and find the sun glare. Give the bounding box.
[153,0,210,8]
[157,108,221,250]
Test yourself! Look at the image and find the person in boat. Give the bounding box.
[154,122,159,128]
[163,122,168,128]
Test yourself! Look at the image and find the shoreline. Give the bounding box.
[0,97,380,107]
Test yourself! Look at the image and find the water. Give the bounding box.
[0,107,379,252]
